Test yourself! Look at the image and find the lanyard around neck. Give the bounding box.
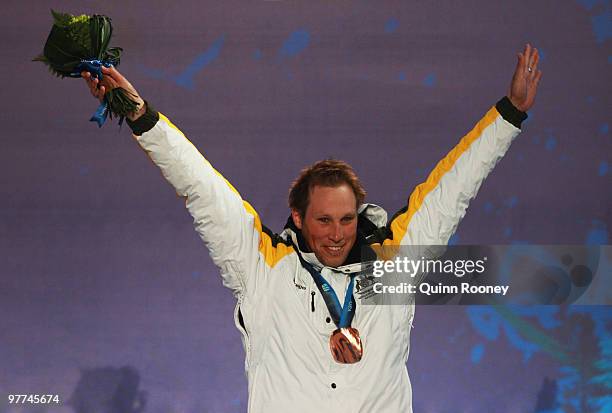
[295,250,357,328]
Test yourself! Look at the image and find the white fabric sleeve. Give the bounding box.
[134,113,262,295]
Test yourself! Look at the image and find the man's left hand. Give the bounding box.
[508,44,543,112]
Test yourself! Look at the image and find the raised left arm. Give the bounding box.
[385,45,543,247]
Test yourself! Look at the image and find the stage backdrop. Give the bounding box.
[1,1,610,412]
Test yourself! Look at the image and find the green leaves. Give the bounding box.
[34,10,138,125]
[90,14,113,60]
[34,10,115,77]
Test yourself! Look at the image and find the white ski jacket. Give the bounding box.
[129,97,526,412]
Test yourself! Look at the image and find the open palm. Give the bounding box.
[508,44,543,112]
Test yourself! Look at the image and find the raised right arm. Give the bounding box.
[82,67,293,295]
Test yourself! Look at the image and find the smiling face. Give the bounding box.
[291,184,358,268]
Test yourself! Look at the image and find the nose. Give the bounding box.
[329,223,343,243]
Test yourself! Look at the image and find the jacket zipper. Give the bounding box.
[311,291,316,312]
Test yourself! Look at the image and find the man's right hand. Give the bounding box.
[81,66,146,121]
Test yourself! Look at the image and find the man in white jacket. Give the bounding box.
[82,44,541,412]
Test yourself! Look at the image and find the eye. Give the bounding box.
[318,217,331,224]
[341,216,355,223]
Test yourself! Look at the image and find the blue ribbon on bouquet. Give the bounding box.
[69,59,117,127]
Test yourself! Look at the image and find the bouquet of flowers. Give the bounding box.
[34,10,138,127]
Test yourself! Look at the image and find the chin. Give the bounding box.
[322,256,348,268]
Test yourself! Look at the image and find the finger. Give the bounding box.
[83,71,94,88]
[89,79,98,96]
[94,86,104,101]
[521,44,528,63]
[515,53,523,70]
[102,65,119,79]
[530,49,540,75]
[103,65,118,75]
[527,47,537,67]
[101,76,116,91]
[534,70,543,87]
[532,48,539,64]
[100,66,111,79]
[89,79,98,95]
[105,65,127,87]
[515,52,526,76]
[98,66,113,85]
[524,44,534,73]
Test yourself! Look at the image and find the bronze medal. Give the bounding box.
[329,327,363,364]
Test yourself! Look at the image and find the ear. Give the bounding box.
[291,209,303,229]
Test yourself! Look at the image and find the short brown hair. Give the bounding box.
[288,159,366,217]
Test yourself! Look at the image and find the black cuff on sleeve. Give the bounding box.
[495,96,527,129]
[126,101,159,136]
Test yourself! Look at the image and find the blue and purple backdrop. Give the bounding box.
[1,1,611,412]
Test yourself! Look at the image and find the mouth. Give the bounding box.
[324,245,344,256]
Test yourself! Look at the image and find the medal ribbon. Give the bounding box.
[296,252,357,328]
